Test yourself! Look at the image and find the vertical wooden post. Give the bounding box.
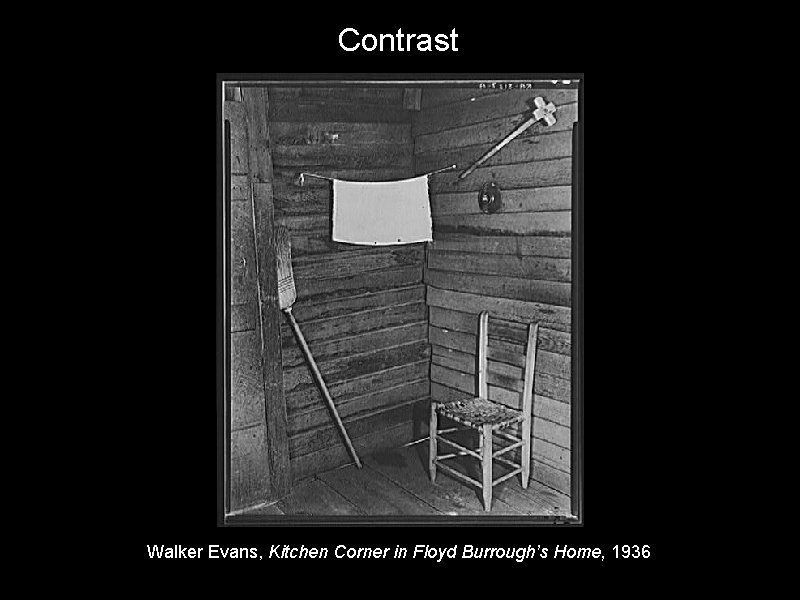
[481,424,493,511]
[478,312,490,507]
[429,402,438,482]
[521,323,539,489]
[242,86,291,499]
[477,312,488,398]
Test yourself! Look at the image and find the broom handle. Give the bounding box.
[284,307,363,469]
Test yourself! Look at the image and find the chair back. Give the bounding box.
[476,312,539,419]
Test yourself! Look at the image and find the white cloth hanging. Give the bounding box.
[332,175,432,245]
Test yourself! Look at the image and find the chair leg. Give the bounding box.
[521,427,531,489]
[429,402,437,483]
[481,424,492,511]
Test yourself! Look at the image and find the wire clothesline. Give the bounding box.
[299,164,456,186]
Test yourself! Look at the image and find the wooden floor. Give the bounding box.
[238,442,571,518]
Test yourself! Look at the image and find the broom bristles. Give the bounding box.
[275,225,296,310]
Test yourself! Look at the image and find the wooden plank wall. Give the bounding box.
[413,87,578,497]
[226,88,290,511]
[268,87,429,482]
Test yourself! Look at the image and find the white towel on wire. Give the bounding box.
[332,175,432,245]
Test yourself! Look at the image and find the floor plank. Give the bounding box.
[318,460,441,515]
[276,477,364,516]
[364,445,520,516]
[520,479,572,515]
[492,481,557,515]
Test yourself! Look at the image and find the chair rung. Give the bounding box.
[493,468,523,486]
[437,426,468,435]
[493,454,521,471]
[437,462,482,489]
[493,441,523,458]
[437,451,471,461]
[493,429,522,443]
[436,435,482,460]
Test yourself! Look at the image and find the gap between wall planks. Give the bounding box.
[267,86,429,481]
[413,87,576,496]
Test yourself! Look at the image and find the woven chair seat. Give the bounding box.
[437,397,523,430]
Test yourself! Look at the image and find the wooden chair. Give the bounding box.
[428,312,539,511]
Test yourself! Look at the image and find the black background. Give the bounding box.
[105,19,689,578]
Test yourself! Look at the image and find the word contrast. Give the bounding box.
[339,28,458,52]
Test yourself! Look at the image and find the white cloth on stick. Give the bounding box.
[332,175,432,245]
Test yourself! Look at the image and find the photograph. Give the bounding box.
[221,76,581,523]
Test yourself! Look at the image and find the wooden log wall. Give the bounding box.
[268,87,429,482]
[413,87,578,497]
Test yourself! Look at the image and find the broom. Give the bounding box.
[275,225,363,469]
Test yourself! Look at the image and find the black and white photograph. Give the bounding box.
[221,76,582,523]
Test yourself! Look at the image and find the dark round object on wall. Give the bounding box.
[478,181,502,214]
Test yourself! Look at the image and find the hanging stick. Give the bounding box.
[457,97,557,180]
[299,164,457,186]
